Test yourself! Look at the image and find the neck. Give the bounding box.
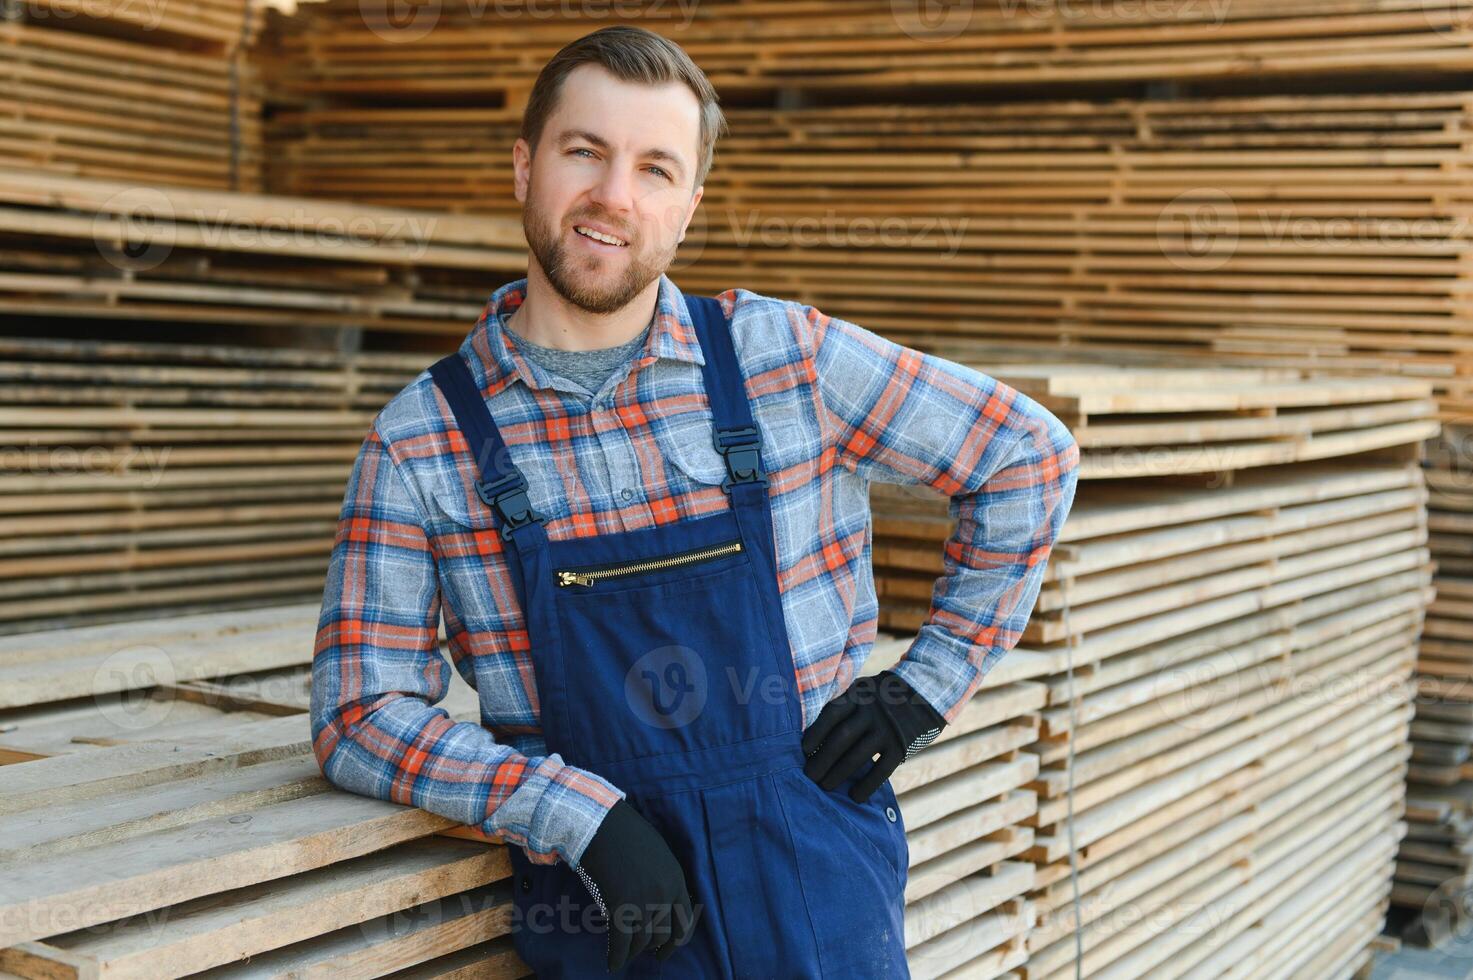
[506,266,660,352]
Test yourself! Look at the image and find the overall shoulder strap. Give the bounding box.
[686,295,768,496]
[427,352,545,541]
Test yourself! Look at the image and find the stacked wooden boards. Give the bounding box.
[262,0,1473,105]
[1389,425,1473,943]
[871,363,1437,975]
[0,167,526,341]
[260,84,1473,418]
[0,165,533,629]
[0,620,1042,977]
[2,0,265,190]
[0,604,322,762]
[0,713,533,978]
[0,334,436,632]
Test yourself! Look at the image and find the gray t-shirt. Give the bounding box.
[502,312,651,397]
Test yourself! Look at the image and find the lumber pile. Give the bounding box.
[0,334,437,632]
[0,603,334,763]
[0,713,530,978]
[871,363,1437,975]
[261,83,1473,420]
[1390,424,1473,943]
[0,165,533,630]
[262,0,1473,106]
[2,0,265,190]
[0,167,526,341]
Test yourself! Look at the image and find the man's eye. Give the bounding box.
[648,167,670,180]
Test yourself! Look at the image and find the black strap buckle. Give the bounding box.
[474,471,544,540]
[713,426,767,494]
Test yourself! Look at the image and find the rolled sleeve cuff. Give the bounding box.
[484,754,627,867]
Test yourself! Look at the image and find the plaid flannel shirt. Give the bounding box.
[310,272,1079,869]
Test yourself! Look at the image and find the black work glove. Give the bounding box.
[573,798,696,972]
[801,669,947,802]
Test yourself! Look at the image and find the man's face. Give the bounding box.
[514,63,705,315]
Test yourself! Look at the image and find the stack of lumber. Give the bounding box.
[2,0,265,190]
[0,166,532,630]
[262,0,1473,105]
[0,168,526,340]
[871,363,1438,975]
[0,621,1040,977]
[1389,424,1473,943]
[261,84,1473,420]
[0,604,322,762]
[0,713,529,978]
[0,334,436,632]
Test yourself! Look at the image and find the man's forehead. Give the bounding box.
[546,67,700,166]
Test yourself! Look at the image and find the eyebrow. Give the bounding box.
[554,129,686,180]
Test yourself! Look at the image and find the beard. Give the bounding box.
[522,180,679,316]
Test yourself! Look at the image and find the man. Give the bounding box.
[311,24,1079,979]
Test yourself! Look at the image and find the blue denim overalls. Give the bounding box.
[429,295,910,978]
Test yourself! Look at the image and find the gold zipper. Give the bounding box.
[556,540,743,588]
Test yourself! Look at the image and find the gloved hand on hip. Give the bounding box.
[573,797,696,972]
[801,669,948,802]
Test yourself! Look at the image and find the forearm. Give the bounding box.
[310,663,622,866]
[310,421,624,867]
[796,298,1080,722]
[888,407,1079,723]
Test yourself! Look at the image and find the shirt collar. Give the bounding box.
[463,272,706,393]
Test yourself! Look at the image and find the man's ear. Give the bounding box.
[512,138,532,204]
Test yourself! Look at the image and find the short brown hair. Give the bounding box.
[520,25,727,188]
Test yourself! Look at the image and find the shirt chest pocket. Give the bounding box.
[655,402,812,489]
[426,468,562,539]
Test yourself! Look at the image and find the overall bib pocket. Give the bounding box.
[554,555,796,769]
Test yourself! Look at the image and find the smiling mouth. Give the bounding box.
[573,225,630,248]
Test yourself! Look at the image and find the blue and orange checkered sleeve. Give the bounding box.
[309,420,626,867]
[797,304,1080,724]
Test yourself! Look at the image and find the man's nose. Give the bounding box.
[589,162,637,215]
